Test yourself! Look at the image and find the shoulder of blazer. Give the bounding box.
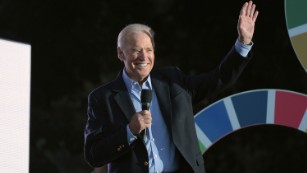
[152,66,185,83]
[89,71,127,99]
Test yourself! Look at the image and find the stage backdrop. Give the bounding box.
[0,39,31,173]
[285,0,307,72]
[195,89,307,153]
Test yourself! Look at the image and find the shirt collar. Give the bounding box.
[122,68,152,92]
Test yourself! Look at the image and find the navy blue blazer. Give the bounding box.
[84,47,252,173]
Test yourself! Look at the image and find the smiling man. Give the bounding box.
[84,1,259,173]
[117,29,155,84]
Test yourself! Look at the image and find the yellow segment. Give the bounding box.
[290,32,307,71]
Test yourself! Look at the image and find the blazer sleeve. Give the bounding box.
[156,46,252,107]
[189,46,252,105]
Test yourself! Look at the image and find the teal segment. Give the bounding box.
[285,0,307,29]
[231,91,268,127]
[195,100,233,143]
[198,140,206,153]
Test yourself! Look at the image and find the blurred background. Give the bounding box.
[0,0,306,172]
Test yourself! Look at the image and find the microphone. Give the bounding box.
[141,89,152,110]
[140,89,152,139]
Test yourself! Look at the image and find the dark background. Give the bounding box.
[0,0,306,172]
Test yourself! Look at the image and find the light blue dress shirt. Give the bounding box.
[123,70,179,172]
[124,40,252,172]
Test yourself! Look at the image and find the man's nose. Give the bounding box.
[138,50,146,60]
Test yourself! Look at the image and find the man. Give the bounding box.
[84,1,258,173]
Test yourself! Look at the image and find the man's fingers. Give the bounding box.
[241,1,257,18]
[138,112,152,125]
[129,111,152,133]
[246,1,253,16]
[240,2,248,16]
[143,116,152,124]
[252,10,259,22]
[250,4,256,17]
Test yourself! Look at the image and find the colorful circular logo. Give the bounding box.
[285,0,307,72]
[194,89,307,153]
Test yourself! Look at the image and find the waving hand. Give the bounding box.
[237,1,259,44]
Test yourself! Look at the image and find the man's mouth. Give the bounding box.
[135,63,148,68]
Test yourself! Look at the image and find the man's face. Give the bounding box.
[118,32,154,83]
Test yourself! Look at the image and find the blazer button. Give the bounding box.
[144,161,148,166]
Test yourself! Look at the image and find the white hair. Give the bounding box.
[117,23,155,49]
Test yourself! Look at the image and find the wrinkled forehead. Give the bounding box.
[123,31,154,48]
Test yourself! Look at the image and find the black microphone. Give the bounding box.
[140,89,152,139]
[141,89,152,110]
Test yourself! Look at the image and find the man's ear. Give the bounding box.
[117,47,124,62]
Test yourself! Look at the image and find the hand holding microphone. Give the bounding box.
[128,89,152,135]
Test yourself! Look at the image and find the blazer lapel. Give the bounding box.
[112,72,136,121]
[111,71,174,127]
[151,75,173,131]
